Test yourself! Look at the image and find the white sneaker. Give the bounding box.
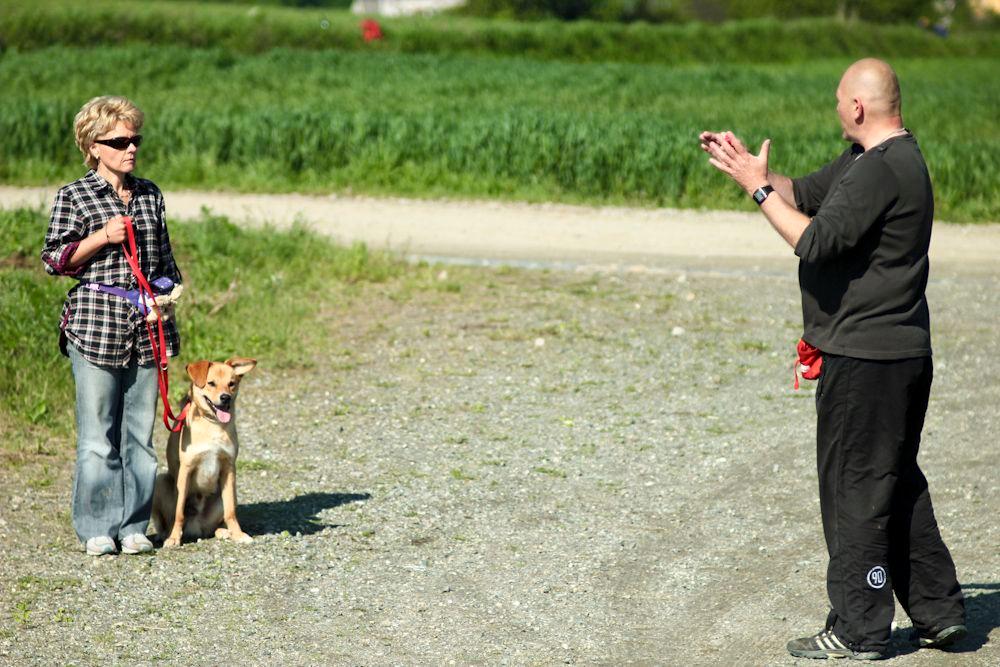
[85,535,117,556]
[120,533,154,554]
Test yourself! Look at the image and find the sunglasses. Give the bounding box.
[93,135,143,150]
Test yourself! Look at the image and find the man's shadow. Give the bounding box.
[891,582,1000,655]
[239,491,370,536]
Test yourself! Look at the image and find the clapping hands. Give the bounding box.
[699,130,771,195]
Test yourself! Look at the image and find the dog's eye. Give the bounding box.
[207,381,216,387]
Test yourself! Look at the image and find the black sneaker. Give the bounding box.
[910,624,967,649]
[787,628,884,660]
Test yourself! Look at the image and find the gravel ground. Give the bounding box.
[1,257,998,666]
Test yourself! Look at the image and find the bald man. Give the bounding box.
[699,59,966,660]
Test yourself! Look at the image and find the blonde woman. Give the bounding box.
[41,96,183,556]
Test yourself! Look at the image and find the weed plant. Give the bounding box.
[0,207,402,456]
[0,47,996,221]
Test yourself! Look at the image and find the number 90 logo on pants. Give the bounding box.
[867,566,887,589]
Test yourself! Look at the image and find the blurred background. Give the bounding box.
[1,0,997,221]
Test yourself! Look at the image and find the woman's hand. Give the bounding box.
[103,216,129,245]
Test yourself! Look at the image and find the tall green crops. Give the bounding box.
[1,47,997,221]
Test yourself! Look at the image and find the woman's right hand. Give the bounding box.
[103,216,129,245]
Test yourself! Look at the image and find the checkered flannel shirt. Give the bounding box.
[41,170,182,367]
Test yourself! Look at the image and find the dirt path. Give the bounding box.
[2,187,998,665]
[4,262,998,665]
[4,186,999,270]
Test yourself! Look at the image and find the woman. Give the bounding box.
[41,96,183,556]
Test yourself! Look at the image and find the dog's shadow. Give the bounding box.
[890,582,1000,656]
[239,491,370,537]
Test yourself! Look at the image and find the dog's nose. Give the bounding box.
[219,393,232,406]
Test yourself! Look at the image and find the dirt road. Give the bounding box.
[2,188,998,665]
[3,186,999,270]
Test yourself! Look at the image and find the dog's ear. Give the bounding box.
[226,357,257,376]
[187,360,212,388]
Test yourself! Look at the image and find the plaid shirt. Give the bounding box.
[41,170,182,367]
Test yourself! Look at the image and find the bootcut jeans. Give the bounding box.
[67,343,159,543]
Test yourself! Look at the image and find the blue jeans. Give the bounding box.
[67,343,159,542]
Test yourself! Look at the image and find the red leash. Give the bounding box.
[120,216,187,432]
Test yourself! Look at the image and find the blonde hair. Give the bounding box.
[74,96,145,170]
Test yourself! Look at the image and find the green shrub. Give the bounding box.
[1,1,997,63]
[459,0,993,25]
[460,0,688,23]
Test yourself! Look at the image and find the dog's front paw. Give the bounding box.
[233,531,254,544]
[163,534,182,548]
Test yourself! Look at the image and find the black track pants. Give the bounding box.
[815,354,965,652]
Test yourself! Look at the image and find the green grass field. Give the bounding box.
[1,46,997,221]
[0,207,410,457]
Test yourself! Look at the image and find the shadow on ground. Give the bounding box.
[889,582,1000,657]
[240,491,370,536]
[955,583,1000,653]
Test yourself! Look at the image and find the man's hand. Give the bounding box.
[700,131,771,196]
[698,130,728,154]
[698,130,809,249]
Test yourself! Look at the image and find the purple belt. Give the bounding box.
[82,276,174,316]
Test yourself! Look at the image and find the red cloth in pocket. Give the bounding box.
[794,339,823,390]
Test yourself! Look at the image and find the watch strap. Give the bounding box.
[752,184,774,206]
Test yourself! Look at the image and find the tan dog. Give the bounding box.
[151,357,256,547]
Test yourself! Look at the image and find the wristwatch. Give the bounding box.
[752,184,774,206]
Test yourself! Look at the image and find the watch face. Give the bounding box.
[753,189,766,204]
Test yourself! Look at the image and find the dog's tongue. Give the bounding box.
[215,407,232,424]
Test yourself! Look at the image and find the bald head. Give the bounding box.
[839,58,902,119]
